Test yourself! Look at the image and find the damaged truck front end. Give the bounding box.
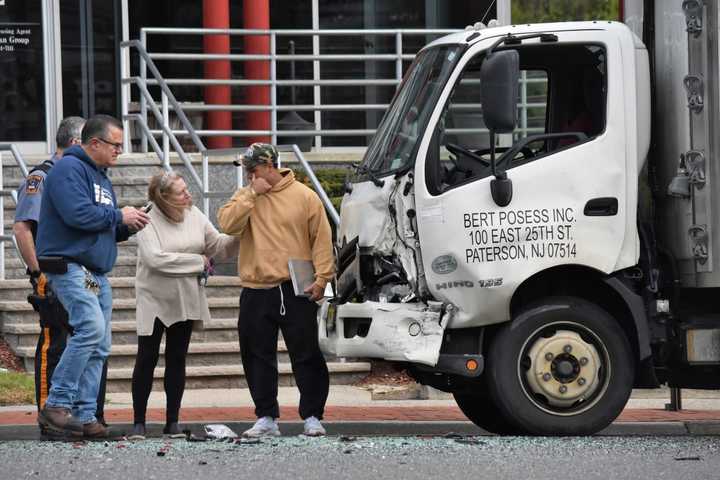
[318,43,477,371]
[319,172,454,367]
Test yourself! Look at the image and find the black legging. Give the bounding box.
[131,318,193,425]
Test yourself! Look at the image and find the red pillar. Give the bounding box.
[203,0,232,149]
[243,0,271,144]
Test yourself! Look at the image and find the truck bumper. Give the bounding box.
[318,300,447,367]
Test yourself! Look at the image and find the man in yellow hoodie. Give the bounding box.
[218,143,334,437]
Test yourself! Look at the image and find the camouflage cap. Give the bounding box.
[233,143,279,169]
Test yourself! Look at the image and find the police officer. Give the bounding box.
[13,117,109,429]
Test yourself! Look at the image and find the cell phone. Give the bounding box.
[142,203,153,213]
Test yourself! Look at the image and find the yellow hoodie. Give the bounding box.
[217,169,335,289]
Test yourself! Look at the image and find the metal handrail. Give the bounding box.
[120,39,207,215]
[121,38,343,224]
[123,27,545,149]
[141,27,458,35]
[125,27,461,150]
[0,144,29,177]
[0,144,31,279]
[145,126,545,138]
[144,103,526,113]
[121,40,207,155]
[285,145,340,227]
[148,53,416,61]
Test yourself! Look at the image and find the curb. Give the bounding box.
[0,420,718,441]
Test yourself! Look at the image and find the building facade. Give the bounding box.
[0,0,508,154]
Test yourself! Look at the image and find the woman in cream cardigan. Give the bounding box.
[129,171,238,440]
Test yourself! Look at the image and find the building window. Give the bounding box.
[0,0,46,141]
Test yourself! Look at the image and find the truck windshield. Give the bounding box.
[358,45,462,177]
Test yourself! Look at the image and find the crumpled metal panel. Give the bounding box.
[318,301,449,366]
[337,180,395,250]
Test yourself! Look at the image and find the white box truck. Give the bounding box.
[318,0,720,435]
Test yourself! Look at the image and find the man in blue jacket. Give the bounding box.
[36,114,151,438]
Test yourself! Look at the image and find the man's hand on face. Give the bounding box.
[250,175,272,195]
[304,282,325,302]
[121,206,151,231]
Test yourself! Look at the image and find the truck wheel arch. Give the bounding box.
[508,265,651,361]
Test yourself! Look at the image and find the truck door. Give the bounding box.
[414,39,632,327]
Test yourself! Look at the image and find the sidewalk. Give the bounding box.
[1,386,720,426]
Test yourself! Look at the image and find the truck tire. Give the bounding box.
[486,296,634,435]
[454,389,521,435]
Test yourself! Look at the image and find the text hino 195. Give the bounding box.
[318,1,720,435]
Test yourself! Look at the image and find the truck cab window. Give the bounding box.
[427,43,606,195]
[356,45,462,180]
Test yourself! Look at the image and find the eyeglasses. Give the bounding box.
[95,137,123,151]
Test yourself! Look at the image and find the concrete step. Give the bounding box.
[2,248,234,279]
[0,276,242,301]
[0,256,139,279]
[116,240,138,256]
[2,194,150,218]
[16,340,281,371]
[0,155,168,185]
[2,317,242,348]
[1,224,137,252]
[2,194,148,212]
[108,196,147,209]
[1,174,151,194]
[0,296,240,324]
[104,361,371,393]
[4,315,365,392]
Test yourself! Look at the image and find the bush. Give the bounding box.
[293,167,350,212]
[511,0,619,23]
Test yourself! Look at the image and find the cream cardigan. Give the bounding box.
[134,204,239,336]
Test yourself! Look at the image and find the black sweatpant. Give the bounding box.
[238,281,329,420]
[131,318,193,425]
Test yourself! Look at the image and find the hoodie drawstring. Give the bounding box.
[278,284,286,316]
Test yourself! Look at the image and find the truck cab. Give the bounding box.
[320,10,719,435]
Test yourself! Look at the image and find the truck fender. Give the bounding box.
[602,276,651,360]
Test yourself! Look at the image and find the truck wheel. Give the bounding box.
[486,296,634,435]
[454,388,522,435]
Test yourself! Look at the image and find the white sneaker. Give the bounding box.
[303,416,326,437]
[242,416,280,438]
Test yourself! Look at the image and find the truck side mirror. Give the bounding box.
[480,50,519,133]
[481,50,519,207]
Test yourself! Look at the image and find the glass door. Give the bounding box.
[60,0,122,120]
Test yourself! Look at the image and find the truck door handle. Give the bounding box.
[584,197,618,216]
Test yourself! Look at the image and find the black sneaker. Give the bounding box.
[163,422,185,439]
[127,423,146,441]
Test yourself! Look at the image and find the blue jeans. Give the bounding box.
[45,263,112,424]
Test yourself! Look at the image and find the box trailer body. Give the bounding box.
[319,0,720,435]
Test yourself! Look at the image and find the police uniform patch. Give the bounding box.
[25,175,44,195]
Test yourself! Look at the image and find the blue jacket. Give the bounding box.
[36,145,130,273]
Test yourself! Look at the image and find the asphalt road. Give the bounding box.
[1,435,718,480]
